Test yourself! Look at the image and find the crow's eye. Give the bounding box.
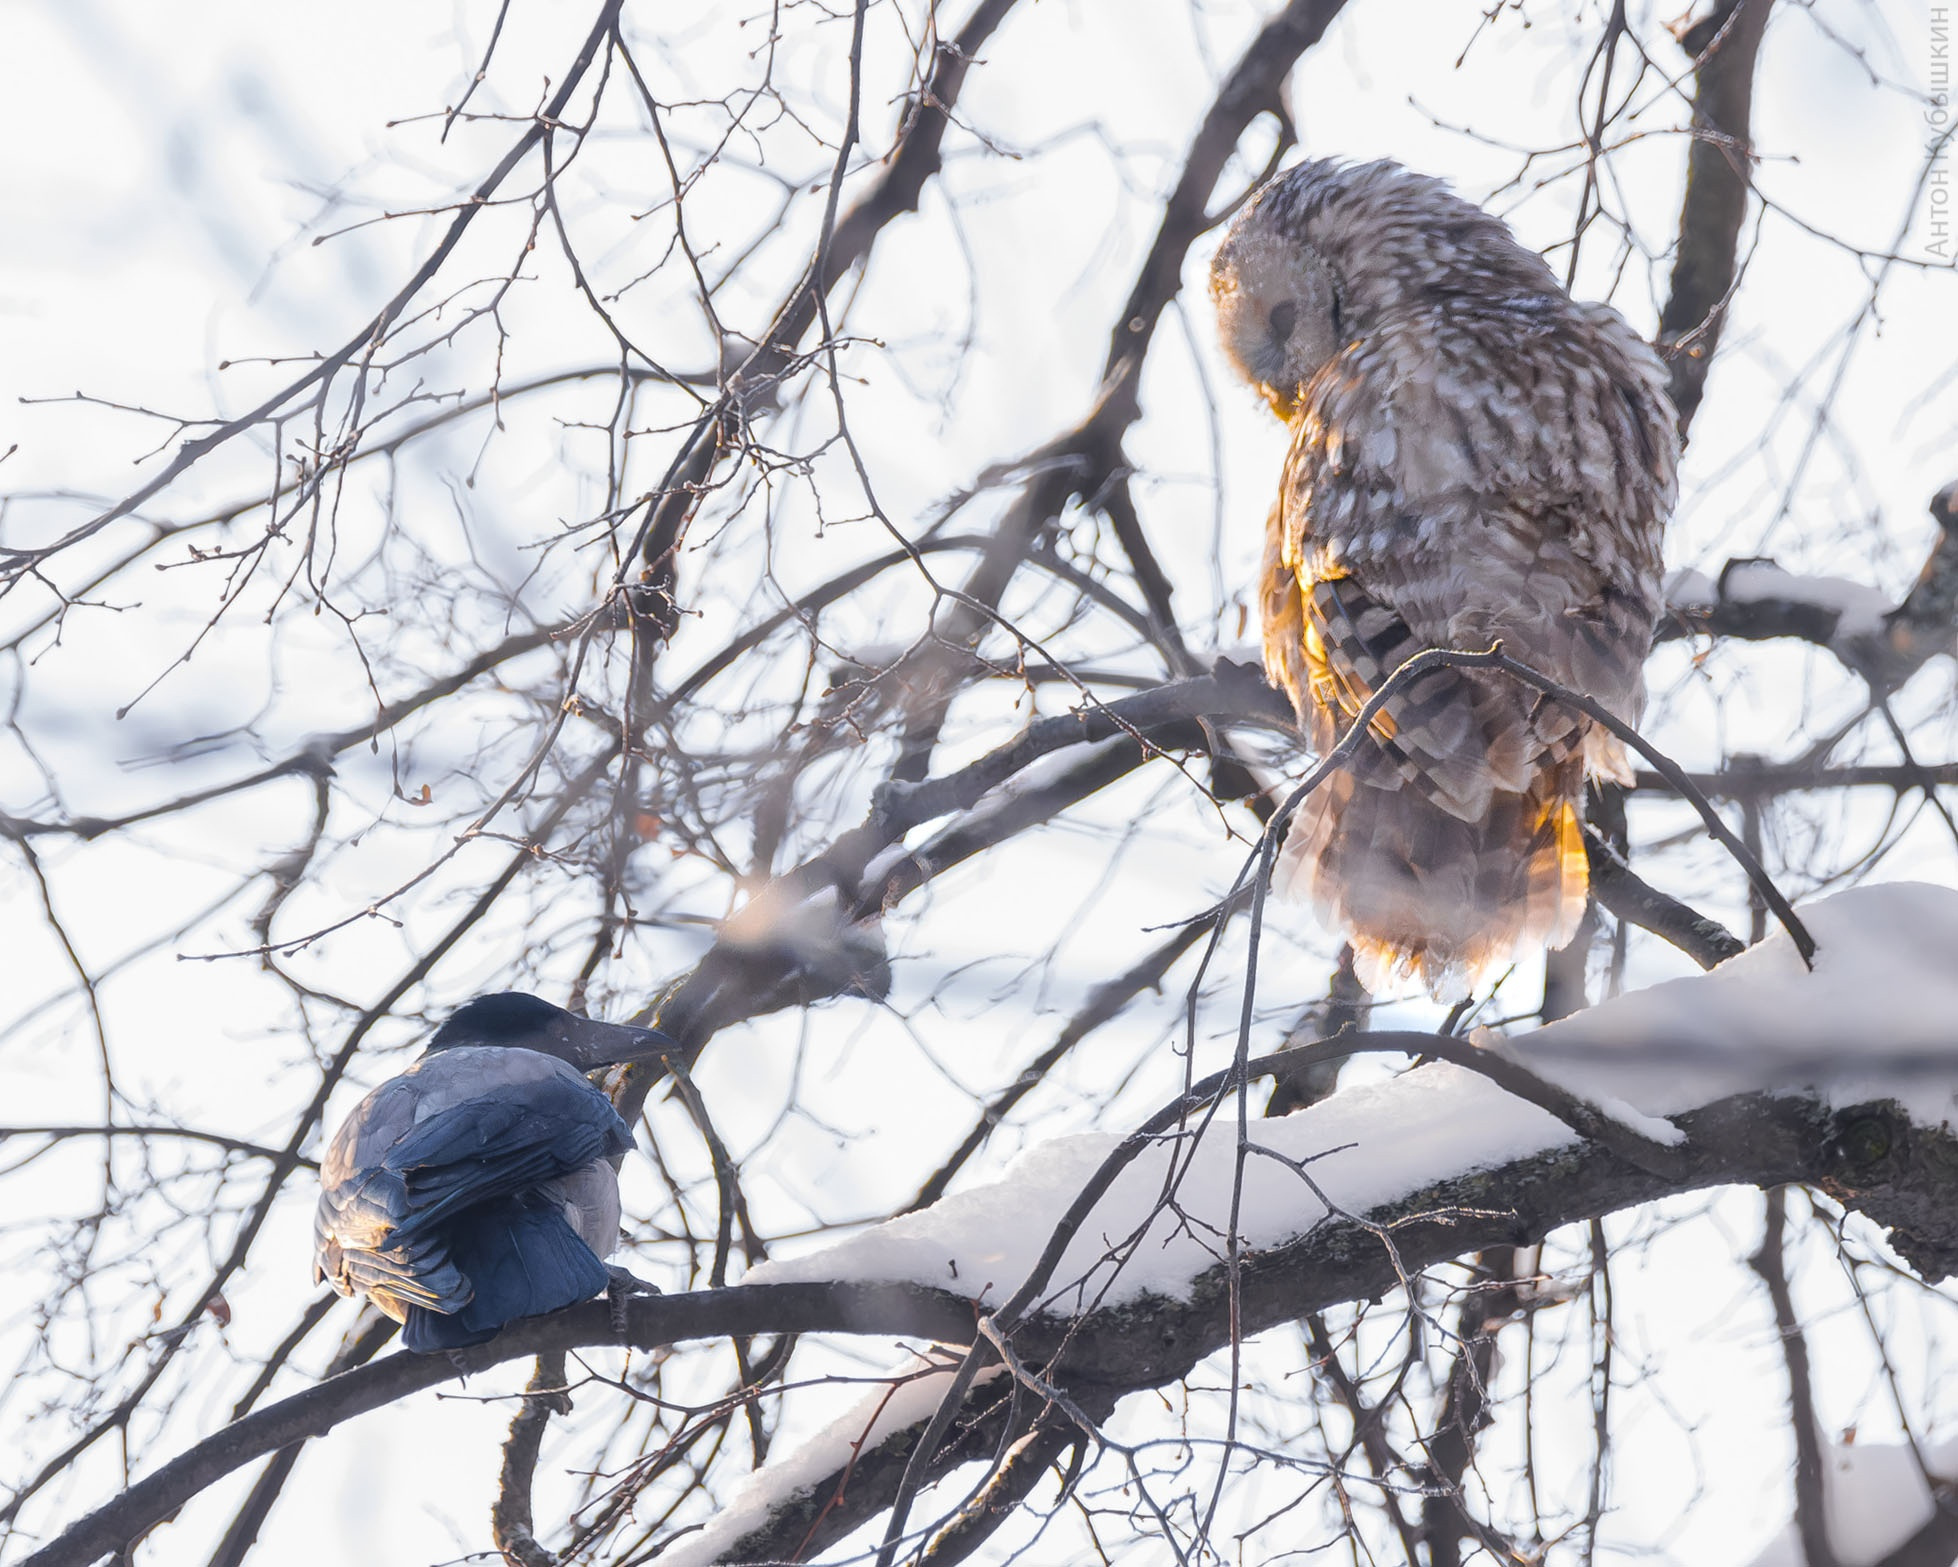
[1268,300,1298,344]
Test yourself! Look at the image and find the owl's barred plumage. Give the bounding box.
[1211,160,1678,999]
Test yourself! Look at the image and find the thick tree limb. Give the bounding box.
[1660,481,1958,691]
[23,1283,977,1567]
[1657,0,1774,436]
[29,1022,1958,1567]
[757,1083,1958,1564]
[490,1352,573,1567]
[1585,784,1745,969]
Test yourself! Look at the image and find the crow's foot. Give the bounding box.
[606,1266,662,1341]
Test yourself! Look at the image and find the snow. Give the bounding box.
[747,1056,1578,1309]
[652,1353,995,1567]
[1741,1436,1958,1567]
[1717,559,1895,642]
[1568,1084,1689,1146]
[1666,560,1896,643]
[1664,567,1720,613]
[750,884,1958,1314]
[1528,881,1958,1133]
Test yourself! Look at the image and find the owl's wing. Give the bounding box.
[1266,373,1592,992]
[1265,376,1586,822]
[1308,571,1588,820]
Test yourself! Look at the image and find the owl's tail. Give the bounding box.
[1277,753,1591,1002]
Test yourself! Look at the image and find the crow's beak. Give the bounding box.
[551,1016,678,1071]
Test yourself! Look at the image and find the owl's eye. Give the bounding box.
[1268,300,1298,344]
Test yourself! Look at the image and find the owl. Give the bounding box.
[1210,160,1678,999]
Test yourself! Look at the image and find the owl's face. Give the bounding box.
[1210,216,1342,422]
[1212,159,1564,424]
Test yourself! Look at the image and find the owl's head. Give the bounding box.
[1210,192,1342,422]
[1211,159,1559,421]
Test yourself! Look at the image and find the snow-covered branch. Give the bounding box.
[668,883,1958,1562]
[44,887,1958,1567]
[1661,479,1958,688]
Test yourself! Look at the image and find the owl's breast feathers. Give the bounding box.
[1264,298,1675,997]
